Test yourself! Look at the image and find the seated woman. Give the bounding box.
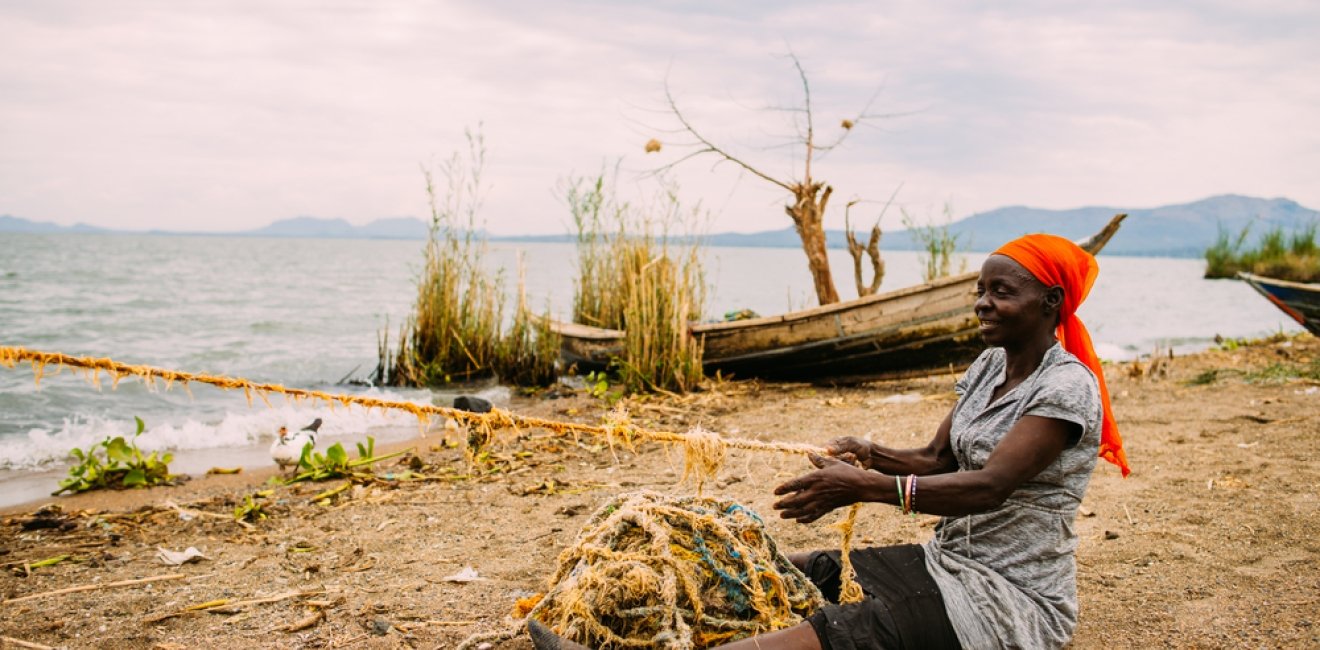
[530,234,1129,650]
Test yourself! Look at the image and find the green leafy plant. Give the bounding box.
[584,371,611,398]
[902,203,966,283]
[286,436,410,484]
[1204,221,1319,282]
[233,492,272,523]
[54,417,175,495]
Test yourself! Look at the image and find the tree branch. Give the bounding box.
[662,82,792,192]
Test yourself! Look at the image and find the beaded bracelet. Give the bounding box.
[906,474,918,517]
[894,474,906,513]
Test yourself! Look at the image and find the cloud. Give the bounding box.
[1,0,1317,234]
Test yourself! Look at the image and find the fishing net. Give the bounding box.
[527,491,825,649]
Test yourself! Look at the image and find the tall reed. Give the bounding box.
[380,131,504,386]
[567,173,707,393]
[493,256,561,387]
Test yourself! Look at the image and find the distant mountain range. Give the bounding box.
[4,194,1316,258]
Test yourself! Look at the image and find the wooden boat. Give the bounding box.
[552,214,1127,384]
[1238,272,1320,336]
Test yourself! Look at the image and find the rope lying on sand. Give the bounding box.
[0,345,871,639]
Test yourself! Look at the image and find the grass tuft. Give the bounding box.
[1204,221,1320,282]
[567,172,707,394]
[378,130,559,388]
[902,203,965,282]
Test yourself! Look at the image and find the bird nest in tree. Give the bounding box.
[528,491,824,649]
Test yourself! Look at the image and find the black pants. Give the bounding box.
[804,544,962,650]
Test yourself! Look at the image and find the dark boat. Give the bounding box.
[552,214,1127,384]
[1238,272,1320,336]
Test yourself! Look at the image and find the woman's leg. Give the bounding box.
[712,622,822,650]
[530,620,823,650]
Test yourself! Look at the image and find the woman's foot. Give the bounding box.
[527,619,591,650]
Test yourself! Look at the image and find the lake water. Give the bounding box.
[0,232,1302,505]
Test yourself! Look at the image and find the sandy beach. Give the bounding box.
[2,335,1318,649]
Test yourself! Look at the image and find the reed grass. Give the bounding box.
[493,257,561,387]
[567,173,706,393]
[902,203,965,282]
[1204,221,1320,282]
[379,131,560,388]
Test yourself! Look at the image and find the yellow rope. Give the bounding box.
[0,345,869,606]
[0,346,823,458]
[834,504,865,604]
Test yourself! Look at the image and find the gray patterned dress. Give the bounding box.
[923,343,1103,649]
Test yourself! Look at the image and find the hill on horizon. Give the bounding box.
[3,194,1316,258]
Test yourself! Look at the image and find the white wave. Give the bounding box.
[0,388,434,471]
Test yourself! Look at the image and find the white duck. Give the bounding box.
[270,418,322,473]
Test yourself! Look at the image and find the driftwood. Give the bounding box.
[844,199,887,297]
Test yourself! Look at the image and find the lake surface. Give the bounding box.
[0,232,1301,505]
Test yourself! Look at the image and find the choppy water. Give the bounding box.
[0,232,1302,505]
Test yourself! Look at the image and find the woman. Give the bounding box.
[530,234,1128,650]
[746,233,1128,650]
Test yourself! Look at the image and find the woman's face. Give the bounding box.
[975,255,1054,347]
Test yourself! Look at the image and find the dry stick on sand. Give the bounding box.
[1,573,187,606]
[1,637,55,650]
[279,608,325,633]
[143,589,325,624]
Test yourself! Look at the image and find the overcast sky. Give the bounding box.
[2,0,1317,235]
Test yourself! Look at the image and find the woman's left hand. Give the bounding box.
[773,453,874,524]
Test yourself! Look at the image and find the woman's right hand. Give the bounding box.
[825,436,875,469]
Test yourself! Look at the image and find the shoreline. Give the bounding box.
[2,336,1318,648]
[0,428,446,516]
[0,331,1262,508]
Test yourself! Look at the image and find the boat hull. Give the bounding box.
[551,214,1129,384]
[1238,272,1320,336]
[553,271,985,384]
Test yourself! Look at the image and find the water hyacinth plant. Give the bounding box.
[55,417,175,495]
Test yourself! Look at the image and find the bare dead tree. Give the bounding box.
[653,54,896,305]
[844,200,885,297]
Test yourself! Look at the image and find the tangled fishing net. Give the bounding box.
[526,491,825,649]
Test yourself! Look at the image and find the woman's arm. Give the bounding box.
[827,410,961,476]
[774,414,1077,523]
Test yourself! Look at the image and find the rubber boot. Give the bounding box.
[527,619,591,650]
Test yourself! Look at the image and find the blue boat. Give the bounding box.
[1238,272,1320,336]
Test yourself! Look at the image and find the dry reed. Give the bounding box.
[567,172,707,394]
[493,255,561,386]
[379,131,559,387]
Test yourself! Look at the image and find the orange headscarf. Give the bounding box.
[993,234,1130,477]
